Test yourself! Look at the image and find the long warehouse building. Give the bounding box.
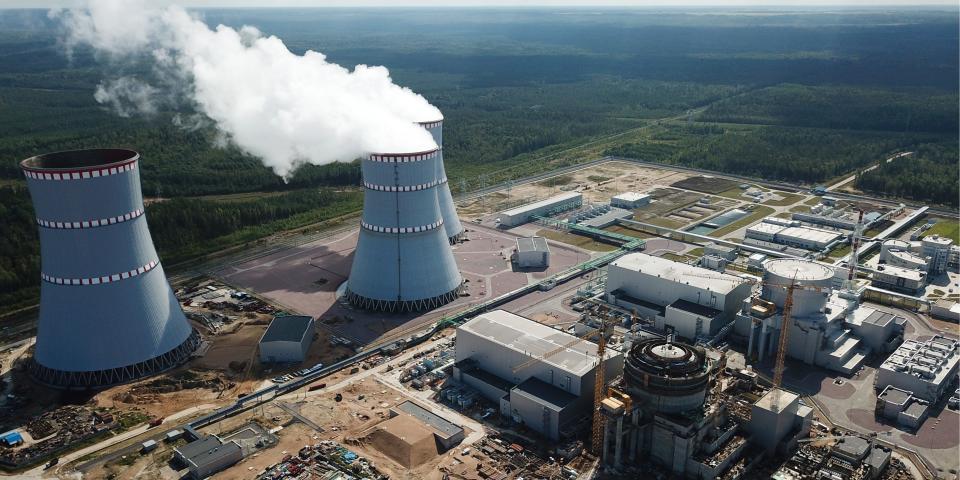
[453,310,622,440]
[498,192,583,227]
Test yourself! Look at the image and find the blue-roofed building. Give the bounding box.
[0,430,23,447]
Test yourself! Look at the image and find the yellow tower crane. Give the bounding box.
[769,276,827,412]
[590,309,611,456]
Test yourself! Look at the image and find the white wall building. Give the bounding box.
[453,310,622,440]
[513,236,550,269]
[259,315,315,363]
[611,192,651,209]
[876,335,959,402]
[880,240,929,271]
[745,223,843,251]
[921,235,953,274]
[872,265,927,294]
[605,253,751,341]
[498,192,583,227]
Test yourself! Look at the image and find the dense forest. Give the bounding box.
[0,7,956,314]
[856,143,959,206]
[0,185,362,311]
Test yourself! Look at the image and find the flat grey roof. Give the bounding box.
[863,310,895,328]
[175,435,223,460]
[502,192,581,217]
[836,436,870,459]
[261,315,313,343]
[904,401,928,418]
[517,236,549,253]
[188,440,241,469]
[396,401,463,438]
[879,385,912,405]
[610,253,746,293]
[459,310,616,377]
[512,377,578,411]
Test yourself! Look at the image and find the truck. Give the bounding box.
[148,417,164,428]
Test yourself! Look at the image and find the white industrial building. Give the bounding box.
[871,264,927,294]
[611,192,651,209]
[513,236,550,269]
[921,235,953,274]
[876,335,959,402]
[879,240,929,271]
[704,243,738,261]
[453,310,623,440]
[605,253,751,342]
[745,222,843,251]
[930,299,960,322]
[498,192,583,227]
[259,315,315,363]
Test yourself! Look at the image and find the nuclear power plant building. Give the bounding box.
[21,149,198,389]
[346,146,463,312]
[735,259,905,374]
[452,310,623,440]
[605,253,752,342]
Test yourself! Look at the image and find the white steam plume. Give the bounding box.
[94,77,159,117]
[54,0,440,178]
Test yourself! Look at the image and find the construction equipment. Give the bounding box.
[769,276,827,412]
[844,208,865,293]
[591,310,610,456]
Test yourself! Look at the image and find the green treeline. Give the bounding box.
[855,143,959,206]
[0,187,362,311]
[606,125,939,184]
[699,84,959,134]
[147,189,363,264]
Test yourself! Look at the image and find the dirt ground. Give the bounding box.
[456,161,692,218]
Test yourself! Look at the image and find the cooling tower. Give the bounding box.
[346,147,463,312]
[21,149,198,389]
[418,118,465,242]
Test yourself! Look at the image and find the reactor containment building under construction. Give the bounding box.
[21,148,199,389]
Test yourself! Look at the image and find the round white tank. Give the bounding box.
[761,259,833,316]
[881,239,911,256]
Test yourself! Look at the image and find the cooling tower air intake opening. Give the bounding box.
[21,148,138,171]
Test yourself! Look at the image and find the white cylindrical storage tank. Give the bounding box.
[20,149,198,389]
[347,147,463,312]
[761,259,833,317]
[418,117,465,243]
[881,239,911,256]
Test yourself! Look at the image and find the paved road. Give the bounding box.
[37,404,217,479]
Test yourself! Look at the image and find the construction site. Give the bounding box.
[3,131,957,480]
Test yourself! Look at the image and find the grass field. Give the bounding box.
[708,205,776,238]
[536,228,619,252]
[763,192,805,207]
[922,220,960,244]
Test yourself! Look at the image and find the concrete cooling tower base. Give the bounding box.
[30,331,201,390]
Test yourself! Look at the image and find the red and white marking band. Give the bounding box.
[22,160,137,181]
[368,150,439,163]
[36,207,144,229]
[364,179,442,192]
[361,219,444,234]
[418,120,443,129]
[41,259,158,286]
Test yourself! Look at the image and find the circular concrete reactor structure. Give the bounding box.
[762,258,834,316]
[623,339,711,414]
